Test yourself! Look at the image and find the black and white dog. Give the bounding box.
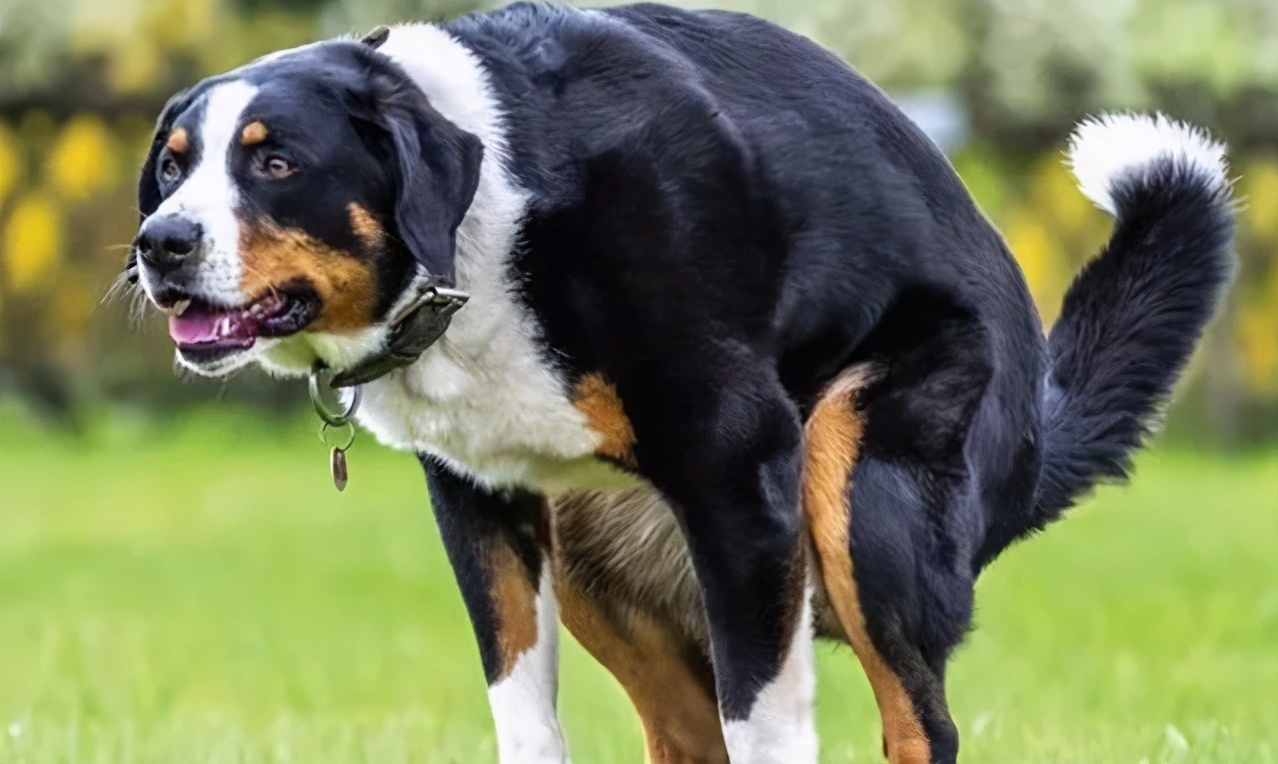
[124,4,1235,762]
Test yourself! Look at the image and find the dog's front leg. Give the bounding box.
[420,455,568,764]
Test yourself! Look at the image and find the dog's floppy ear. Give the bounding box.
[346,64,483,284]
[138,89,190,222]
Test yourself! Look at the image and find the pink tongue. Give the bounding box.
[168,304,243,345]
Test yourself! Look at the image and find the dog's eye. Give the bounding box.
[262,155,296,179]
[159,157,181,185]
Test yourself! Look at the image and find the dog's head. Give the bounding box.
[129,40,482,377]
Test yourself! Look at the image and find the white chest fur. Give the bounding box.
[353,307,629,492]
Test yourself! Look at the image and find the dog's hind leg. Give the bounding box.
[803,366,961,764]
[552,489,728,764]
[624,367,816,764]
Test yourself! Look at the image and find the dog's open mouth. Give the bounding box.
[167,290,319,364]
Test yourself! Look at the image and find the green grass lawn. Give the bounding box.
[1,405,1275,763]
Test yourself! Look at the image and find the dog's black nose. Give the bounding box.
[136,215,202,272]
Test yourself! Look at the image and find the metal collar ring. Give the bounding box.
[309,364,361,427]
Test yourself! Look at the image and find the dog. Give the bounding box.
[122,4,1236,762]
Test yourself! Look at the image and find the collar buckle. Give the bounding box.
[328,282,469,388]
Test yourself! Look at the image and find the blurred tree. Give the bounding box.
[322,0,496,36]
[0,0,1273,443]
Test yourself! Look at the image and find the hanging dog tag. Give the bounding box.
[330,446,349,492]
[311,364,361,494]
[320,423,356,492]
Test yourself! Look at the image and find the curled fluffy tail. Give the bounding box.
[1027,114,1237,534]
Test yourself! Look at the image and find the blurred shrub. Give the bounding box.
[0,0,1274,444]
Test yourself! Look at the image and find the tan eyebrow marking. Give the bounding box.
[241,121,269,146]
[348,204,386,249]
[165,128,189,154]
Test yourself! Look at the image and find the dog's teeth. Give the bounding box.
[173,298,192,316]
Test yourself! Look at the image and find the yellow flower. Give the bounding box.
[1003,207,1063,322]
[48,115,117,201]
[2,194,64,292]
[1031,153,1093,233]
[1236,303,1278,394]
[1241,157,1278,242]
[108,40,164,97]
[1235,259,1278,395]
[0,121,19,203]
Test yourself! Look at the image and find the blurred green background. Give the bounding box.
[0,0,1275,761]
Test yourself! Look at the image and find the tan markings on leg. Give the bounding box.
[347,203,386,250]
[238,223,377,333]
[165,127,189,154]
[803,367,931,764]
[556,580,727,764]
[489,544,541,681]
[552,489,722,762]
[240,120,269,146]
[572,373,637,467]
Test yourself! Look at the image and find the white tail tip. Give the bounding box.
[1066,113,1228,216]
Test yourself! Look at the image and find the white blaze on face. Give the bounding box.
[141,80,259,308]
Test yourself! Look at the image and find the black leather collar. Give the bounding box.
[326,281,469,388]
